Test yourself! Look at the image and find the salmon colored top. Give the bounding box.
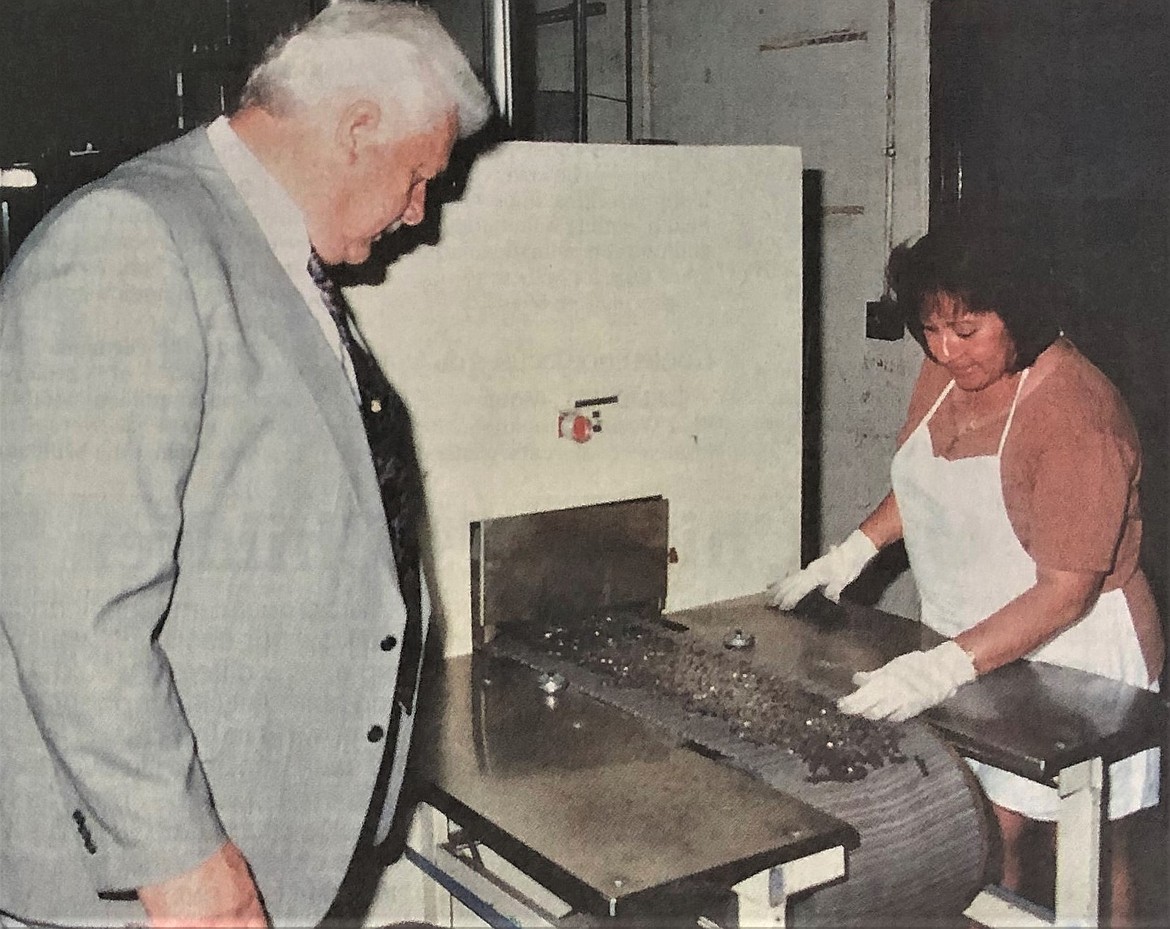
[897,338,1164,681]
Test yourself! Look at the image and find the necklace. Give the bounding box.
[937,372,1021,454]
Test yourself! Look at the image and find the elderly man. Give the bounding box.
[0,3,490,927]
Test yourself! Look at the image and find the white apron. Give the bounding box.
[891,371,1159,820]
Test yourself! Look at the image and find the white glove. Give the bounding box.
[836,641,977,723]
[767,529,878,610]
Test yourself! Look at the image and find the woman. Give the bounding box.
[769,223,1163,923]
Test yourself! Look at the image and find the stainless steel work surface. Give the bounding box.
[413,652,858,918]
[670,594,1166,785]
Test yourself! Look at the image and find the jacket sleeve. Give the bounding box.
[0,188,228,891]
[1022,398,1139,574]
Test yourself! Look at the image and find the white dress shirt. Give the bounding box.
[206,116,359,399]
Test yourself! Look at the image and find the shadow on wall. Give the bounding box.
[848,542,911,610]
[334,123,508,289]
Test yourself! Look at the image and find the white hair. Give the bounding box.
[238,1,491,139]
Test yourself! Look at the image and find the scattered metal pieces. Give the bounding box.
[507,613,905,783]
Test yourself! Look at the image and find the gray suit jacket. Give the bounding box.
[0,129,426,926]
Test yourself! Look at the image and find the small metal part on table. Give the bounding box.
[723,628,755,650]
[537,671,567,695]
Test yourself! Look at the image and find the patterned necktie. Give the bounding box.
[307,250,423,712]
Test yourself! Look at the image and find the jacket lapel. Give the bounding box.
[169,131,385,519]
[251,263,382,512]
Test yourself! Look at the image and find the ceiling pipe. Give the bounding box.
[572,0,588,141]
[484,0,516,127]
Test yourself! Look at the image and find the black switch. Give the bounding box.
[866,296,904,341]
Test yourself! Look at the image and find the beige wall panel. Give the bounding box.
[348,141,803,656]
[642,1,930,616]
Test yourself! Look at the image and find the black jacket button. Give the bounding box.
[380,635,398,652]
[367,725,385,743]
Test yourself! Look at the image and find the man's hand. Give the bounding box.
[138,840,268,928]
[836,641,977,723]
[767,529,879,610]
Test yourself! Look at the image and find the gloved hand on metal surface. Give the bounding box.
[767,529,878,610]
[836,640,977,723]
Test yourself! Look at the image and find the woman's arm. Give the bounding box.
[859,490,904,550]
[955,566,1105,675]
[834,568,1105,724]
[768,491,904,610]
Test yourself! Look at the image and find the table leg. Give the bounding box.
[964,756,1106,928]
[1054,756,1104,927]
[731,846,845,928]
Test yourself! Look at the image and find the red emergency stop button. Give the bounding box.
[558,410,594,443]
[571,414,592,443]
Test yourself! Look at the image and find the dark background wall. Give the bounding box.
[931,0,1170,634]
[0,0,319,263]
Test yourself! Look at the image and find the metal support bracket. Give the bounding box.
[407,803,575,928]
[732,846,846,928]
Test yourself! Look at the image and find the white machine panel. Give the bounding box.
[348,141,803,655]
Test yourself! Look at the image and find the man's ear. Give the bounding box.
[335,99,383,161]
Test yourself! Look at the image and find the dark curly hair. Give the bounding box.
[887,221,1063,371]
